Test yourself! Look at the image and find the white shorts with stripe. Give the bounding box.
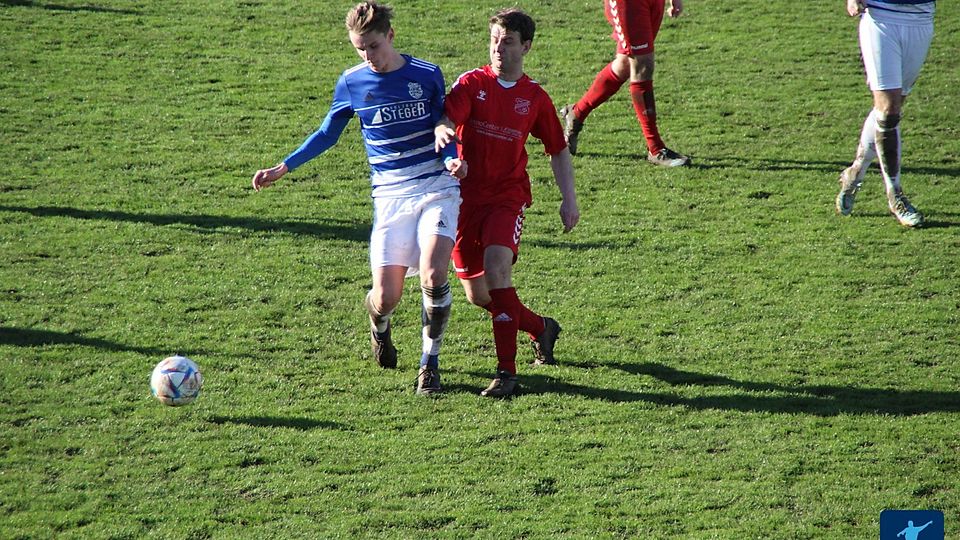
[859,9,934,95]
[369,186,461,277]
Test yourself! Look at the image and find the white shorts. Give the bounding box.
[859,10,933,95]
[369,187,461,277]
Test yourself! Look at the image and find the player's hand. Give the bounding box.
[446,158,468,179]
[846,0,865,16]
[559,198,580,233]
[434,124,458,152]
[252,163,288,191]
[667,0,683,17]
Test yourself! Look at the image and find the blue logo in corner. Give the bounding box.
[880,510,944,540]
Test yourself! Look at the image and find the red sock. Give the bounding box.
[519,307,544,340]
[483,297,545,341]
[488,288,525,374]
[573,63,626,122]
[483,294,546,339]
[630,80,664,154]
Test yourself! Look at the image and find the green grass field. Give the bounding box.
[2,0,959,538]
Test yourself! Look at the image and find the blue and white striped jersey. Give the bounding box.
[284,54,459,198]
[866,0,935,23]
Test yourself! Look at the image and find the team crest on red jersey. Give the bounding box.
[514,98,531,115]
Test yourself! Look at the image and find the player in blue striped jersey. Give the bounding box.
[836,0,935,227]
[252,1,467,395]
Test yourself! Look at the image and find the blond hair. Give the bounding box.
[346,1,393,35]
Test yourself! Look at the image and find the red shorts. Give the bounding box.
[605,0,664,56]
[452,201,527,279]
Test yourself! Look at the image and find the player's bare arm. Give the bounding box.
[667,0,683,18]
[846,0,865,16]
[252,162,289,191]
[550,148,580,232]
[434,115,457,152]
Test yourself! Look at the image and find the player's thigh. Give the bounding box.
[606,0,662,56]
[370,196,418,274]
[452,201,524,281]
[900,22,934,96]
[417,189,459,285]
[859,14,903,92]
[452,203,485,280]
[479,203,527,266]
[418,235,454,288]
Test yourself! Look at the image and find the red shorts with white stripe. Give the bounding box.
[452,201,527,280]
[605,0,664,56]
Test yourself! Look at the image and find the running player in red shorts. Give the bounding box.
[560,0,690,167]
[435,7,580,398]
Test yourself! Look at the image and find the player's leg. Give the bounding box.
[871,89,905,198]
[881,21,932,227]
[837,108,879,216]
[629,52,688,166]
[482,204,562,396]
[367,197,417,368]
[479,244,522,397]
[414,236,453,395]
[478,244,561,377]
[860,13,930,226]
[619,0,688,166]
[563,56,628,155]
[413,191,458,395]
[570,58,629,124]
[627,52,661,153]
[560,0,636,155]
[875,90,922,227]
[366,265,406,369]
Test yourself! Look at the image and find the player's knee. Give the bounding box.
[611,55,631,80]
[628,53,655,80]
[464,288,490,308]
[368,288,400,315]
[420,269,448,289]
[875,110,901,131]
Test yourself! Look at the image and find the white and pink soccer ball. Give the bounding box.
[150,355,203,406]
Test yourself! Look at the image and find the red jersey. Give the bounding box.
[444,65,567,206]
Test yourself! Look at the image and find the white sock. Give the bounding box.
[854,109,878,179]
[873,110,903,196]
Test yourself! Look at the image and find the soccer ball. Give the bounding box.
[150,355,203,406]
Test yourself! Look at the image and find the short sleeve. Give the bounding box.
[530,89,567,155]
[444,72,473,127]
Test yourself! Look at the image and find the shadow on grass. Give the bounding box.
[0,326,175,356]
[684,155,960,177]
[523,237,625,251]
[570,152,851,172]
[468,361,960,416]
[847,211,960,229]
[207,415,348,431]
[914,219,960,229]
[0,0,140,14]
[441,382,488,396]
[0,205,370,241]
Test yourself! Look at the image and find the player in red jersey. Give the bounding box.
[435,7,580,398]
[560,0,690,167]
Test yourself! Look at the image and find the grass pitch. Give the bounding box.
[2,1,959,538]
